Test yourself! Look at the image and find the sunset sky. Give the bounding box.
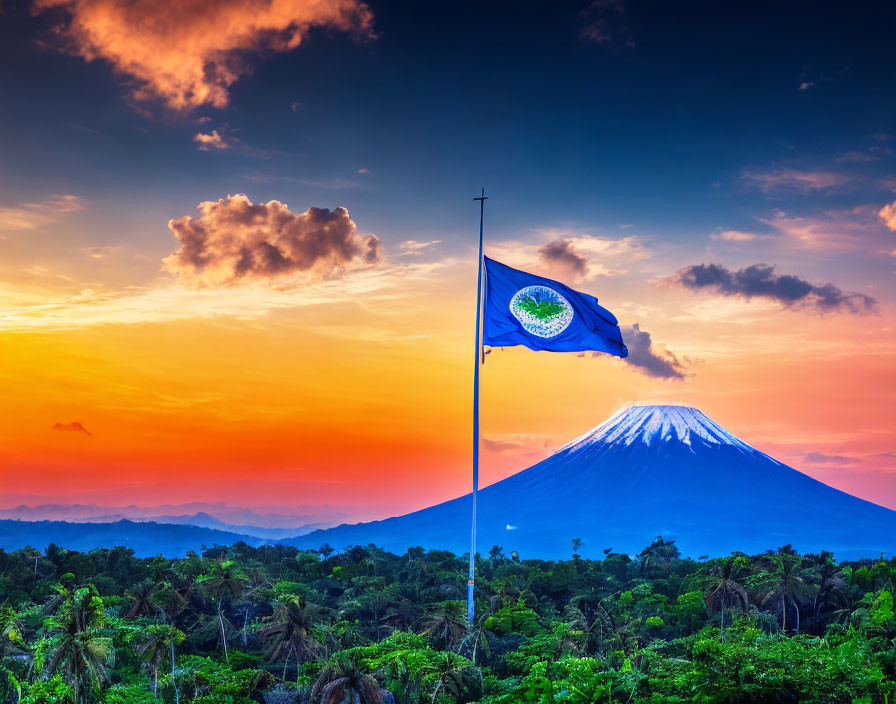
[1,0,895,523]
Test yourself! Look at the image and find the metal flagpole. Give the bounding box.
[469,188,487,624]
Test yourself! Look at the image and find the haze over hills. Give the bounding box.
[0,503,344,539]
[0,519,264,558]
[284,405,896,560]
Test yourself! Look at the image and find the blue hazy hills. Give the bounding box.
[3,406,894,559]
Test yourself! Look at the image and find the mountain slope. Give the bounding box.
[284,405,896,559]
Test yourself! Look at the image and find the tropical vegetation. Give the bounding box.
[1,538,896,702]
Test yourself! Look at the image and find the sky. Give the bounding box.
[0,0,895,523]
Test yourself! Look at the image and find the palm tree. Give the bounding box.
[419,652,470,704]
[761,547,814,632]
[310,654,393,704]
[197,560,246,662]
[704,557,749,634]
[637,537,680,576]
[258,597,325,678]
[418,601,467,651]
[382,599,421,633]
[803,551,846,633]
[136,624,183,698]
[123,581,164,620]
[35,585,114,704]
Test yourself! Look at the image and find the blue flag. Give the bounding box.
[483,257,628,358]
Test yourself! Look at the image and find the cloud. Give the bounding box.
[620,323,688,380]
[804,451,857,465]
[580,0,634,48]
[33,0,375,110]
[667,263,877,314]
[489,230,649,281]
[164,194,380,283]
[398,240,441,256]
[880,200,896,231]
[798,81,814,91]
[710,230,773,242]
[741,167,850,194]
[357,168,368,174]
[538,239,589,281]
[758,207,891,252]
[52,421,91,436]
[483,433,551,455]
[193,130,232,151]
[82,245,119,260]
[0,194,87,232]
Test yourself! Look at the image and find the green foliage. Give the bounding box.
[1,541,896,703]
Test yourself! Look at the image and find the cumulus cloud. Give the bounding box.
[538,239,589,281]
[0,194,87,232]
[741,167,850,194]
[193,130,231,151]
[620,323,688,380]
[880,200,896,231]
[667,263,877,314]
[164,194,381,283]
[32,0,375,110]
[52,421,91,436]
[489,231,648,281]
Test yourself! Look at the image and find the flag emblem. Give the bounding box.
[509,285,574,338]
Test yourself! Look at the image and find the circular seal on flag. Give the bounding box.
[509,285,574,338]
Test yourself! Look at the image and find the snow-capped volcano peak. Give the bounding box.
[559,404,755,453]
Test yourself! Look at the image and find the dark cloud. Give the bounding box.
[580,0,634,48]
[668,263,877,314]
[620,323,688,380]
[537,239,588,280]
[52,421,91,436]
[164,195,380,283]
[804,451,857,465]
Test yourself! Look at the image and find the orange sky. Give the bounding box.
[1,227,895,520]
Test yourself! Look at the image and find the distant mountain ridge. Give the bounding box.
[283,405,896,560]
[0,505,340,539]
[0,519,266,558]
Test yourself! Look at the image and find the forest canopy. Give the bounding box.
[1,538,895,703]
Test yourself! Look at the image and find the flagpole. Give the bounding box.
[469,188,487,625]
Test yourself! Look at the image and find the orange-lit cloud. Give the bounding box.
[710,230,773,242]
[193,130,231,151]
[164,195,380,283]
[880,199,896,231]
[757,207,892,251]
[0,194,87,232]
[33,0,375,110]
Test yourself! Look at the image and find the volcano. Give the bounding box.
[286,405,896,559]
